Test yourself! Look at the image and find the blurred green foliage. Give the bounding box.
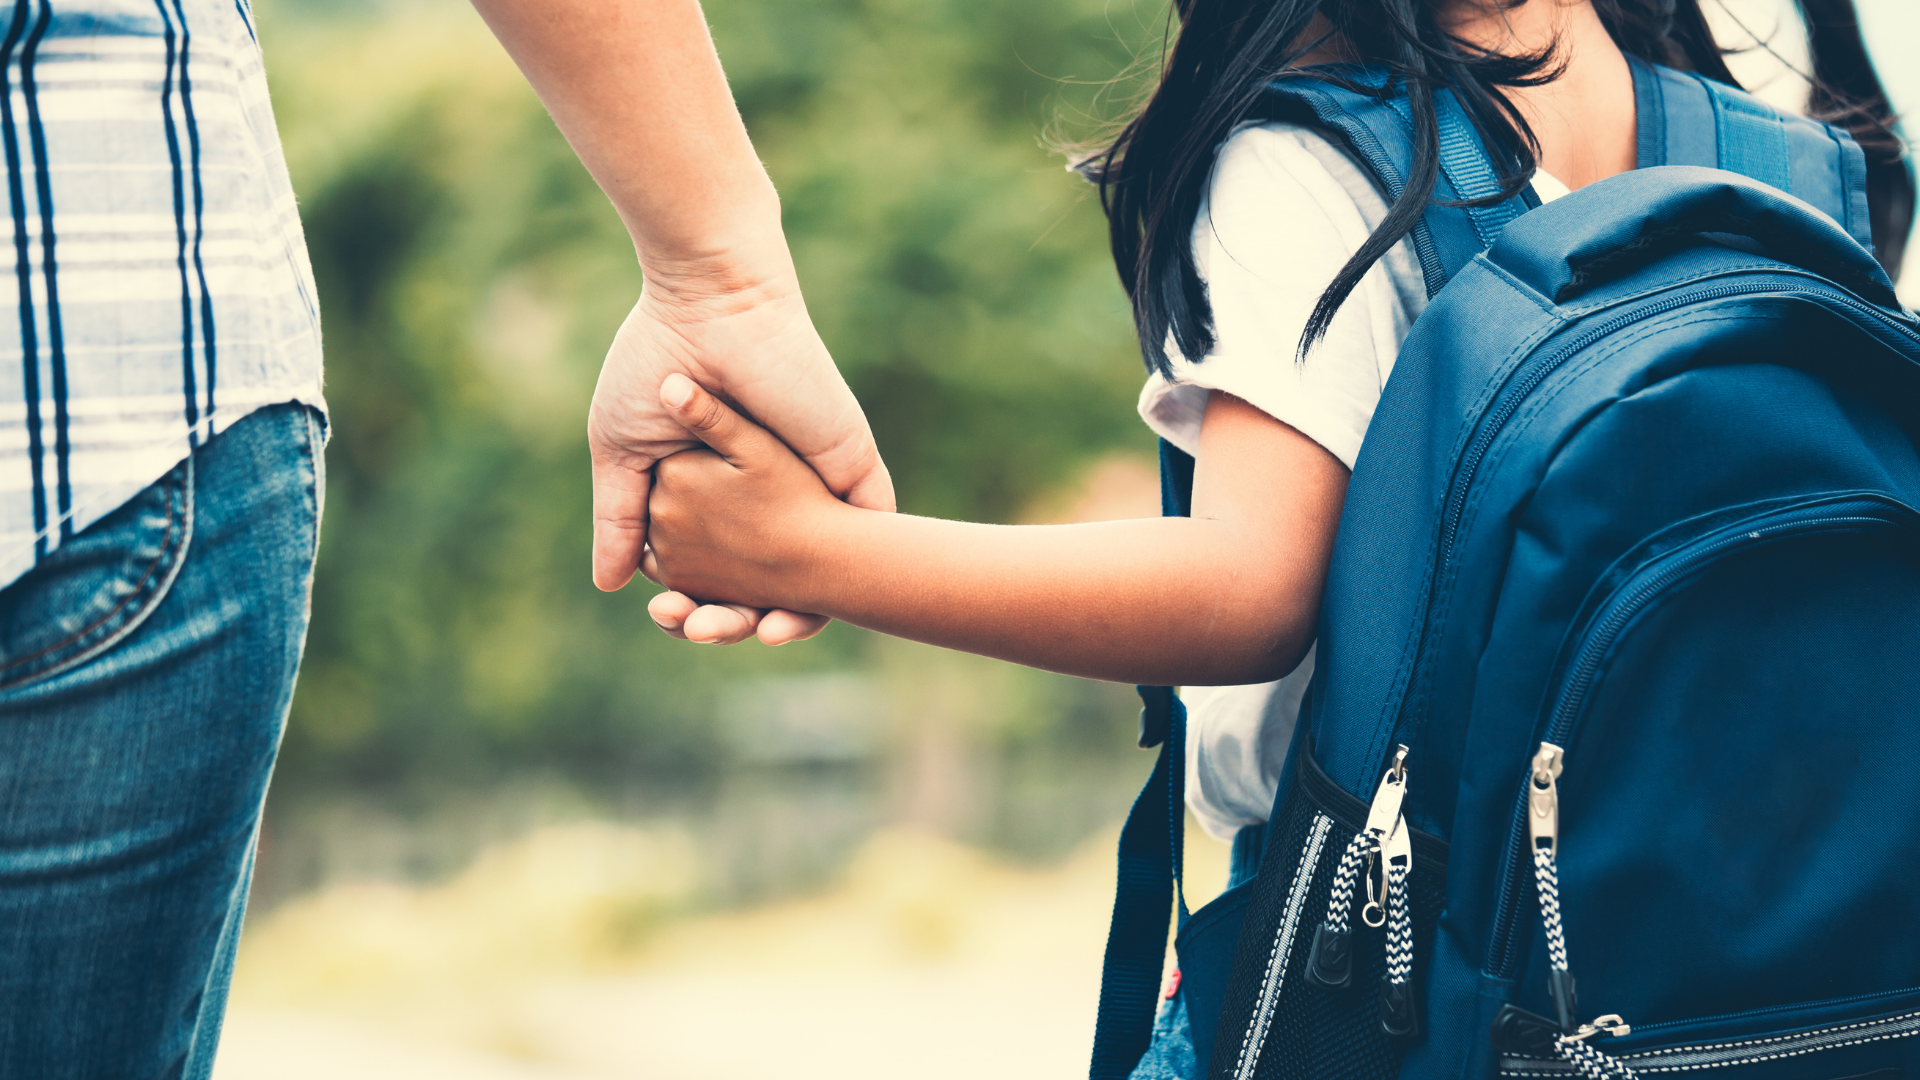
[262,0,1164,803]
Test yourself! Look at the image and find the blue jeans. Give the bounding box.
[0,404,323,1079]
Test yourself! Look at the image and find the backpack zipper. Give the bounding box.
[1494,742,1640,1078]
[1498,1006,1920,1076]
[1485,496,1920,981]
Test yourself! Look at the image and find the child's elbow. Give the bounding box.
[1194,615,1316,686]
[1241,634,1316,686]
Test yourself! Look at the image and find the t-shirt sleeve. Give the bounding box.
[1137,123,1423,471]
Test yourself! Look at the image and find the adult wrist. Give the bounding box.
[629,192,793,305]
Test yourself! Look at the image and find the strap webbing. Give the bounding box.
[1089,685,1189,1080]
[1089,441,1195,1080]
[1703,79,1792,194]
[1408,88,1528,246]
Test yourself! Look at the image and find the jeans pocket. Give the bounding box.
[0,457,193,692]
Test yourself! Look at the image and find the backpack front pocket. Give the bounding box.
[1481,494,1920,1073]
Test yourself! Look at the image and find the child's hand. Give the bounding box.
[645,373,845,614]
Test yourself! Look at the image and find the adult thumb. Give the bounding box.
[661,373,772,465]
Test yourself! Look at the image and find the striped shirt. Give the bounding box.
[0,0,324,592]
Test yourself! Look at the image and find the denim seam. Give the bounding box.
[0,457,196,692]
[301,404,323,549]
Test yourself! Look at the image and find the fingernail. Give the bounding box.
[660,373,694,408]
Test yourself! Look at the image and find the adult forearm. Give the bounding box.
[784,510,1319,686]
[469,0,784,280]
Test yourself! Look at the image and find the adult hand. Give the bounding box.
[468,0,892,643]
[589,253,894,644]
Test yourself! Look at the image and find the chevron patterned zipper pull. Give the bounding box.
[1306,746,1410,990]
[1529,742,1576,1031]
[1378,814,1419,1037]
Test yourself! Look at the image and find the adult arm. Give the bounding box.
[647,377,1347,686]
[468,0,893,643]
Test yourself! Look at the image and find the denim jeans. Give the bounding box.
[0,403,323,1079]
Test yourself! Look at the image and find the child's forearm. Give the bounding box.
[778,507,1320,686]
[645,383,1346,682]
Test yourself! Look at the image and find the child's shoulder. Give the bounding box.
[1206,120,1393,236]
[1195,121,1403,291]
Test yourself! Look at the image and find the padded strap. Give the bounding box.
[1639,60,1874,251]
[1261,61,1877,294]
[1708,81,1792,192]
[1386,87,1530,248]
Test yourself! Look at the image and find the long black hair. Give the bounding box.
[1086,0,1913,374]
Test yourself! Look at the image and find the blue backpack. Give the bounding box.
[1091,59,1920,1080]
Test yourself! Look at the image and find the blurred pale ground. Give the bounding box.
[212,0,1917,1075]
[214,821,1230,1080]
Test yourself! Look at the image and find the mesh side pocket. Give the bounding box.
[1258,835,1445,1080]
[1208,752,1448,1080]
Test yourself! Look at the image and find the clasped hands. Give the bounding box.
[639,373,848,631]
[589,268,890,645]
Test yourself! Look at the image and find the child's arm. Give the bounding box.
[646,374,1348,687]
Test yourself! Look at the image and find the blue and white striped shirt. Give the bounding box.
[0,0,323,591]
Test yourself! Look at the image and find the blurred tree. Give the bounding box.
[261,0,1159,805]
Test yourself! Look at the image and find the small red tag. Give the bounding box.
[1163,968,1182,999]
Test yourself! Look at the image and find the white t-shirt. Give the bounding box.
[1138,122,1569,842]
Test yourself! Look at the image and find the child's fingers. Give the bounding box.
[647,589,696,639]
[756,609,831,645]
[682,602,763,645]
[660,373,780,467]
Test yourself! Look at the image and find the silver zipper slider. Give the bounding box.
[1568,1014,1631,1041]
[1364,744,1412,840]
[1528,742,1564,858]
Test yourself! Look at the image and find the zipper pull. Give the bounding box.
[1307,746,1411,989]
[1361,745,1413,928]
[1490,1006,1631,1062]
[1528,742,1577,1032]
[1378,815,1419,1038]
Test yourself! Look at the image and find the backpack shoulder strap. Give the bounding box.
[1252,66,1536,296]
[1089,438,1193,1080]
[1256,62,1878,291]
[1633,57,1874,252]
